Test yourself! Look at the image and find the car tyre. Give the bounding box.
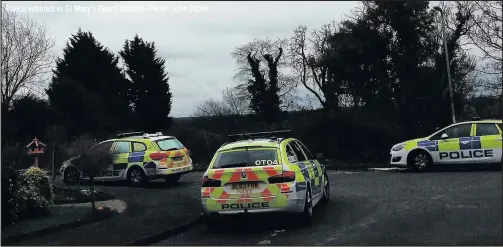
[64,167,79,185]
[408,150,432,172]
[320,172,330,206]
[164,174,181,184]
[299,184,313,224]
[127,167,148,187]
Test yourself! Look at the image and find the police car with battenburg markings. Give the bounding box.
[200,130,330,229]
[390,119,502,171]
[60,132,193,187]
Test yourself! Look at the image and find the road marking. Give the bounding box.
[445,203,479,209]
[328,171,362,175]
[358,217,377,228]
[257,229,285,245]
[257,239,271,245]
[367,168,399,171]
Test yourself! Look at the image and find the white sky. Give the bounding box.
[2,1,495,116]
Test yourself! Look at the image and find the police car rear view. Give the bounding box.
[200,130,330,229]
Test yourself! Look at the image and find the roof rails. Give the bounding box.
[116,131,145,138]
[470,117,502,122]
[227,130,293,142]
[116,131,166,138]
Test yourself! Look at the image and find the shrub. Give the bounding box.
[1,164,20,226]
[66,135,114,213]
[15,167,54,219]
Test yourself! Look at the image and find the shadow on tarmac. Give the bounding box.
[394,163,502,173]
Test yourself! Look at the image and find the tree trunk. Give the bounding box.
[90,176,96,213]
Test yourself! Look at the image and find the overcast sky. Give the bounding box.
[4,1,363,117]
[5,1,491,117]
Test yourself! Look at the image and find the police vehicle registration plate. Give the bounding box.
[231,182,259,190]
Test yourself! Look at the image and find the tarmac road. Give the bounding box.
[155,168,502,246]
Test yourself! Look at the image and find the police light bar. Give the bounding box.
[228,130,293,142]
[142,132,164,138]
[116,131,145,138]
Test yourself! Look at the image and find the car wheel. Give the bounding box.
[300,184,313,224]
[164,174,181,184]
[64,167,79,185]
[127,167,147,187]
[408,150,432,172]
[320,172,330,206]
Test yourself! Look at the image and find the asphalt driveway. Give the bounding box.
[156,168,502,246]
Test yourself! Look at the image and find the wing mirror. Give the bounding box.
[315,153,325,160]
[440,133,449,139]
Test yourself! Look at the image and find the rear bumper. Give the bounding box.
[201,190,306,215]
[155,164,193,176]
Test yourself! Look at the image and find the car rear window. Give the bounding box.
[156,138,184,151]
[212,148,278,169]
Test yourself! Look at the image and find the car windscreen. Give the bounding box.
[156,138,184,151]
[212,148,279,169]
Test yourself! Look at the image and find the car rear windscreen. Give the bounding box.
[156,138,184,151]
[212,148,279,169]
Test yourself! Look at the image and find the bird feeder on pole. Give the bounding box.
[26,137,47,168]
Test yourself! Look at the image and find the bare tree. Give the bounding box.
[462,1,502,73]
[221,86,249,115]
[439,1,500,96]
[192,99,232,118]
[289,22,340,110]
[465,1,502,95]
[231,38,298,111]
[1,7,55,112]
[66,136,113,213]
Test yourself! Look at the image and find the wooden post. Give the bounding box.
[51,140,56,182]
[34,155,39,168]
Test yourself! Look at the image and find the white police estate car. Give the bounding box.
[390,119,502,171]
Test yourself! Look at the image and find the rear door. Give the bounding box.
[473,123,502,164]
[295,140,323,197]
[208,147,283,200]
[288,140,313,187]
[131,142,152,174]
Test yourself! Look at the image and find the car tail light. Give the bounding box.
[268,171,296,184]
[201,176,221,187]
[149,152,168,160]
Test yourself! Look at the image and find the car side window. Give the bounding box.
[296,141,315,160]
[285,144,298,162]
[113,141,131,154]
[442,124,472,139]
[290,141,307,162]
[91,141,113,152]
[132,142,147,152]
[476,123,500,136]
